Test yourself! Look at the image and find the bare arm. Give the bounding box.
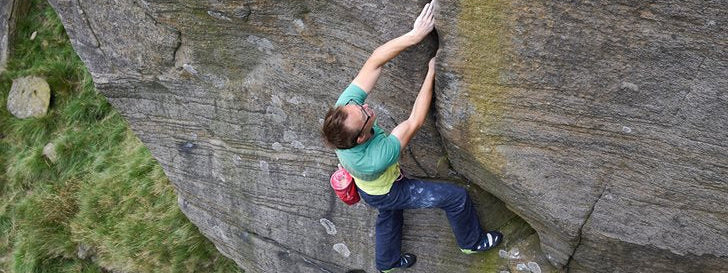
[352,2,435,93]
[391,56,436,150]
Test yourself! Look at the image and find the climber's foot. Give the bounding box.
[379,253,417,273]
[461,230,503,254]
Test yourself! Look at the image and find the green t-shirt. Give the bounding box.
[335,84,401,195]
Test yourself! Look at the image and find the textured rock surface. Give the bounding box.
[47,0,727,272]
[435,0,728,271]
[7,76,50,118]
[0,0,30,73]
[0,1,10,72]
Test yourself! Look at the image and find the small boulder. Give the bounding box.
[7,76,51,118]
[42,142,57,163]
[76,243,94,260]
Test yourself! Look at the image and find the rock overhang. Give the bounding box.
[47,0,728,272]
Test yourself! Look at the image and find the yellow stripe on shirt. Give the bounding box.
[352,163,401,195]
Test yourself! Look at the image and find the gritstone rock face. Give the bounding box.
[48,0,727,272]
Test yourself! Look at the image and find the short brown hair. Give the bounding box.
[322,106,358,149]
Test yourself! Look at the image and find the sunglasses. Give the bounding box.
[346,99,371,142]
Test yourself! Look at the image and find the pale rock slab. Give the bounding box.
[7,76,51,118]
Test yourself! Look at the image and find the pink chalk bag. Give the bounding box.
[330,164,360,205]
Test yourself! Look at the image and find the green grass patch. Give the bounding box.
[0,0,242,272]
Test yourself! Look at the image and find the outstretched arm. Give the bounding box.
[352,1,436,93]
[391,55,436,150]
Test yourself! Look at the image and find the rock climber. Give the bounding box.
[321,2,503,272]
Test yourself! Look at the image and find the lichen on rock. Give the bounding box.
[47,0,728,272]
[7,76,51,119]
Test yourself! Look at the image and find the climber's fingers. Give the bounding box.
[425,1,434,21]
[412,2,436,40]
[417,3,430,20]
[418,3,430,22]
[423,1,436,30]
[428,50,440,69]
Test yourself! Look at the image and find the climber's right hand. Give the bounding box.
[410,1,435,41]
[428,50,440,70]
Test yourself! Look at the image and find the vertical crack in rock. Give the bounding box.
[565,185,608,272]
[129,0,181,72]
[75,0,100,48]
[323,187,338,221]
[171,30,182,66]
[133,0,164,28]
[406,145,433,177]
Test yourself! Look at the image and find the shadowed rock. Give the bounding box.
[47,0,727,272]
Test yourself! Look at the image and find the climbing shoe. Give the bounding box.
[379,253,417,273]
[461,230,503,254]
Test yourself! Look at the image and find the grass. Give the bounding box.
[0,0,243,272]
